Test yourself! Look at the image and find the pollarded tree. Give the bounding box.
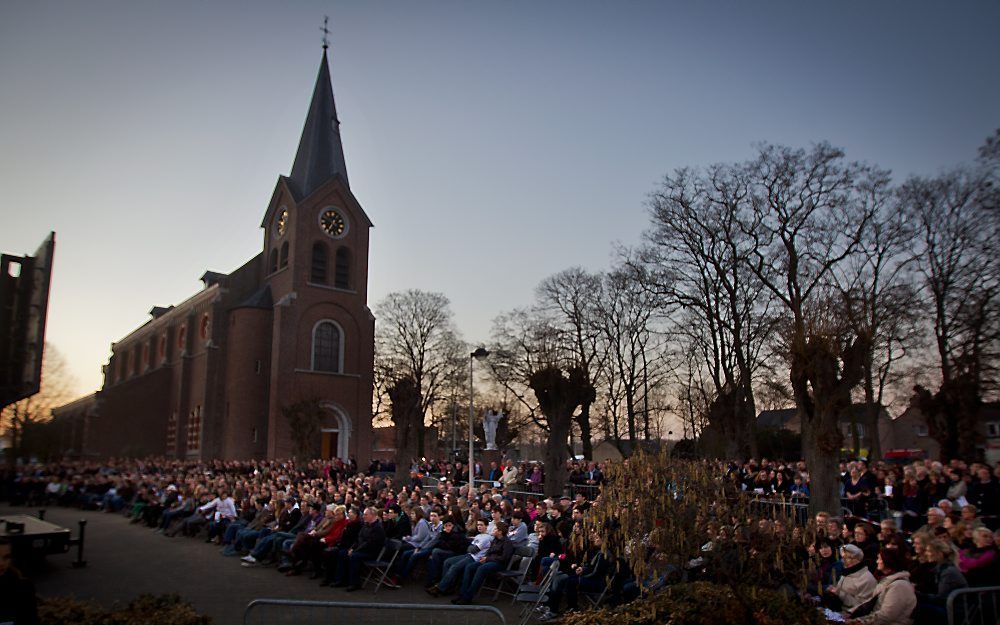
[528,365,596,497]
[536,268,605,459]
[742,142,889,514]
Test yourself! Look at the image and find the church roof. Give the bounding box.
[235,284,273,310]
[288,50,349,200]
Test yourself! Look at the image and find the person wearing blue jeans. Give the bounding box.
[423,518,476,586]
[427,519,491,592]
[452,523,514,604]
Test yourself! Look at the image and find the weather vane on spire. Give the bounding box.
[320,16,331,50]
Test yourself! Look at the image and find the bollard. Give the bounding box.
[72,519,88,568]
[38,509,46,521]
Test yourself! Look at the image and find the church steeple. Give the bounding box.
[288,48,349,199]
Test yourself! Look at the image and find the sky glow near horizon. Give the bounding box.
[1,1,998,400]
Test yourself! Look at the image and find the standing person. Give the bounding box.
[0,538,39,625]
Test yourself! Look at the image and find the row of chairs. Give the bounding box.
[511,559,612,625]
[360,539,611,624]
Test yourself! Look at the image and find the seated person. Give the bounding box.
[539,531,610,620]
[423,517,474,587]
[826,544,876,612]
[426,519,493,595]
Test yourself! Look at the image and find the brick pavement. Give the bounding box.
[1,504,521,625]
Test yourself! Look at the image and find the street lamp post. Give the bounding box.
[469,347,490,496]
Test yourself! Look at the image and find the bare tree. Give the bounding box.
[639,163,774,459]
[834,180,921,459]
[536,268,605,459]
[388,375,422,481]
[375,290,466,457]
[742,142,888,514]
[2,343,79,462]
[594,264,668,445]
[901,135,999,460]
[528,365,596,497]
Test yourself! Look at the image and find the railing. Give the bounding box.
[244,599,507,625]
[747,498,810,526]
[947,586,1000,625]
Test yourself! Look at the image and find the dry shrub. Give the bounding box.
[560,582,822,625]
[578,452,821,623]
[39,594,211,625]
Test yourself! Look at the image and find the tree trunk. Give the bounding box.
[545,414,572,498]
[577,402,594,459]
[802,406,843,516]
[389,376,423,484]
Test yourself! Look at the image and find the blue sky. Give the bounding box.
[1,1,998,395]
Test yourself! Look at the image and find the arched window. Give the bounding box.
[199,313,211,341]
[269,248,278,273]
[312,320,343,373]
[334,247,351,289]
[279,242,289,268]
[311,242,328,284]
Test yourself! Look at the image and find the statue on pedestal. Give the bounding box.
[483,409,504,450]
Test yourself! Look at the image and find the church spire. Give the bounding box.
[288,42,349,199]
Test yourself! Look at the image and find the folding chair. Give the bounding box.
[514,559,560,625]
[362,540,401,594]
[580,576,613,608]
[487,546,535,601]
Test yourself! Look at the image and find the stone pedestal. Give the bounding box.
[481,449,503,478]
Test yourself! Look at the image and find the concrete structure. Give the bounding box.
[55,48,375,462]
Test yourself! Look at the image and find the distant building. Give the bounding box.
[756,404,893,459]
[54,47,375,462]
[370,426,440,463]
[49,393,98,458]
[889,402,1000,464]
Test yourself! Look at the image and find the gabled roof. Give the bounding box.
[288,49,349,199]
[757,408,797,429]
[235,284,273,310]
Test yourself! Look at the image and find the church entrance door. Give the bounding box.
[321,429,339,460]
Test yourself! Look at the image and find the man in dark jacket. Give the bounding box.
[451,522,514,604]
[384,504,411,540]
[541,531,611,619]
[425,517,474,586]
[334,506,386,591]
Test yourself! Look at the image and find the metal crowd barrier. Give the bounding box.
[747,498,810,525]
[947,586,1000,625]
[244,599,507,625]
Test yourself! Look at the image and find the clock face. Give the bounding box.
[276,207,289,237]
[319,208,348,238]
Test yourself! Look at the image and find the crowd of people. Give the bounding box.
[1,453,999,624]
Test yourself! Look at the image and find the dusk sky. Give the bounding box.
[2,1,998,397]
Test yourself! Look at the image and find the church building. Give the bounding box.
[72,47,375,461]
